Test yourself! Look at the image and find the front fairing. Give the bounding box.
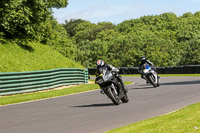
[141,64,151,75]
[95,67,114,85]
[141,64,158,84]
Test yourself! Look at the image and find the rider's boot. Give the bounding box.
[121,84,128,93]
[118,75,128,93]
[100,90,104,94]
[100,87,104,94]
[123,86,128,93]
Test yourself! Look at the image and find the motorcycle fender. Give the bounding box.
[152,73,158,83]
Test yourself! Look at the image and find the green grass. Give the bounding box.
[0,41,83,72]
[0,84,99,105]
[0,81,133,105]
[123,81,133,84]
[106,103,200,133]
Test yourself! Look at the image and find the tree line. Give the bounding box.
[1,0,200,68]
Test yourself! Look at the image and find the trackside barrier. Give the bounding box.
[0,68,88,96]
[119,67,129,74]
[128,67,139,74]
[88,65,200,75]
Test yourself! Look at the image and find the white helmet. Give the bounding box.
[96,60,105,67]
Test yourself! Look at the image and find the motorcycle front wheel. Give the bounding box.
[107,87,120,105]
[148,74,157,87]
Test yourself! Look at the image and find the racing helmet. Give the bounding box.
[141,56,146,61]
[96,60,105,67]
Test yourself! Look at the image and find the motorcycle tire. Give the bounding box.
[121,93,129,103]
[148,75,157,87]
[107,87,120,105]
[157,79,160,87]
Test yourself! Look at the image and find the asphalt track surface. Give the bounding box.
[0,76,200,133]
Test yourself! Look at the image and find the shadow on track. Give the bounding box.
[129,86,154,90]
[72,103,115,108]
[160,80,200,86]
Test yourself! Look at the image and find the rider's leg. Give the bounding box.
[141,74,148,84]
[152,67,160,79]
[117,75,128,92]
[100,87,104,94]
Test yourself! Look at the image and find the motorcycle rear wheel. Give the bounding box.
[121,94,129,103]
[157,79,160,87]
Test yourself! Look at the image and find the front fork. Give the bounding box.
[111,83,118,94]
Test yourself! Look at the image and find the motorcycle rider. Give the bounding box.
[139,56,154,71]
[139,56,160,82]
[95,60,128,94]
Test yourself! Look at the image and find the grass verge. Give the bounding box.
[0,41,83,72]
[0,84,98,105]
[106,102,200,133]
[0,81,133,105]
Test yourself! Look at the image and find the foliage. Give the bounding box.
[0,0,75,60]
[63,12,200,68]
[39,16,76,58]
[1,0,200,69]
[63,19,87,37]
[0,0,68,40]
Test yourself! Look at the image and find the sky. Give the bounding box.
[52,0,200,24]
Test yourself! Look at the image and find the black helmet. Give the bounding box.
[141,56,146,61]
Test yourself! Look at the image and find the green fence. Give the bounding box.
[0,68,88,96]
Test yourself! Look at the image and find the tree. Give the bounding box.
[63,19,86,37]
[0,0,68,40]
[63,11,200,67]
[40,16,75,58]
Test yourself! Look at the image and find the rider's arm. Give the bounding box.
[107,64,119,73]
[95,68,102,82]
[146,60,153,66]
[138,63,143,72]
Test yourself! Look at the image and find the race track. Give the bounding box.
[0,76,200,133]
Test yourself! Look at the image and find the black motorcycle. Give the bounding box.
[95,66,129,105]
